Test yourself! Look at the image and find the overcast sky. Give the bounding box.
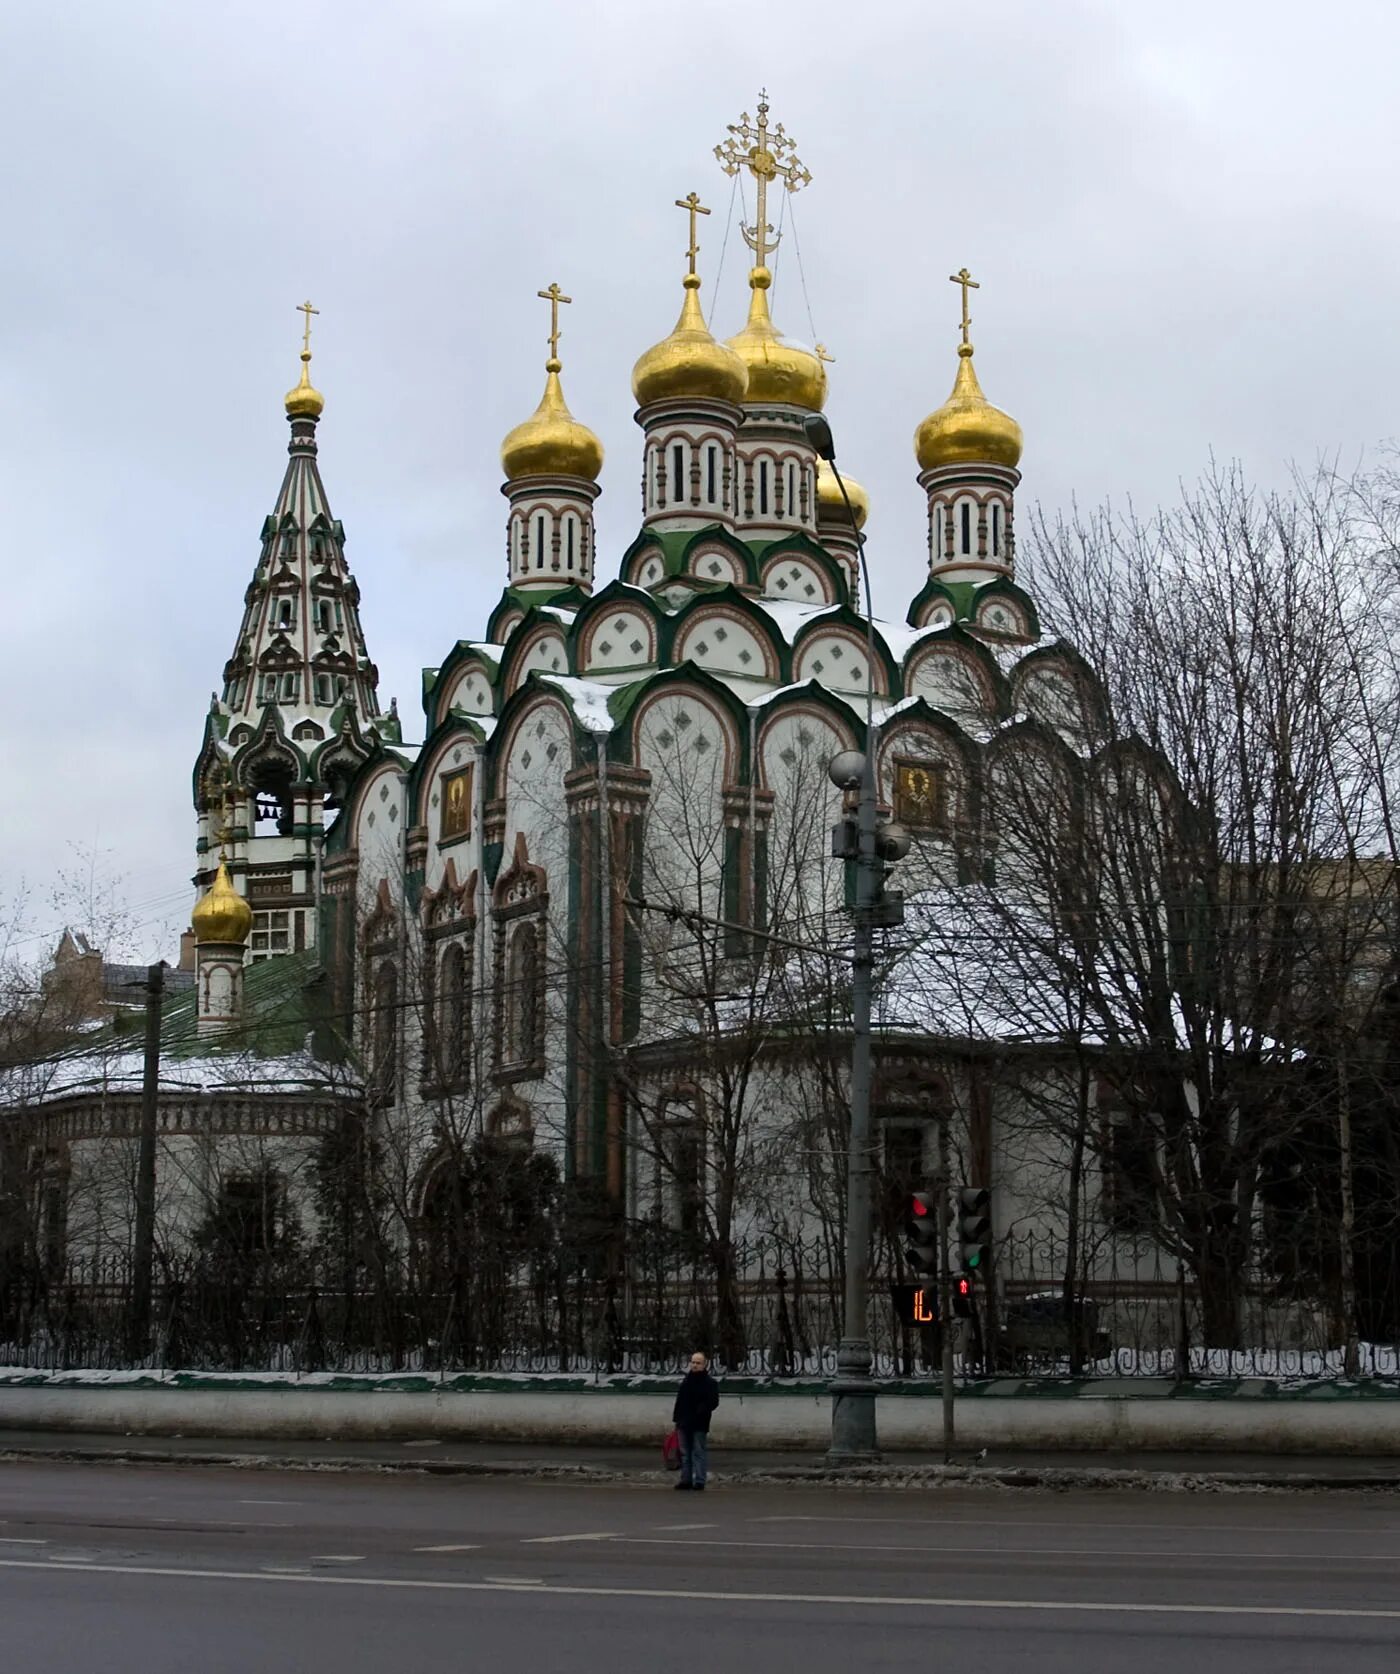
[3,0,1396,961]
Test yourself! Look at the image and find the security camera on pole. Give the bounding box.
[805,412,911,1463]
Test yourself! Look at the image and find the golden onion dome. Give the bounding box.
[816,457,869,530]
[191,859,253,947]
[726,268,827,412]
[914,342,1022,471]
[284,350,324,420]
[632,274,748,408]
[501,359,604,483]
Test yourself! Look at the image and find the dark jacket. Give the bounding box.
[672,1369,720,1433]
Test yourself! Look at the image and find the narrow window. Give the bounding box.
[786,462,795,516]
[673,443,686,504]
[991,503,1001,556]
[535,514,546,569]
[707,446,716,503]
[961,501,972,554]
[759,461,770,515]
[567,518,575,564]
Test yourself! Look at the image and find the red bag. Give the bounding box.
[662,1427,682,1470]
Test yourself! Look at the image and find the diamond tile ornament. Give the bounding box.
[379,784,389,802]
[614,618,628,633]
[694,735,711,753]
[695,641,709,656]
[521,750,532,770]
[657,729,674,749]
[714,626,729,643]
[629,639,643,656]
[599,641,614,656]
[675,712,693,732]
[738,649,753,666]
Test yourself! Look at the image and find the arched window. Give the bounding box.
[672,442,686,505]
[372,959,398,1104]
[535,514,547,569]
[438,942,467,1083]
[507,920,542,1065]
[706,445,717,503]
[960,500,973,555]
[991,502,1002,557]
[759,460,770,516]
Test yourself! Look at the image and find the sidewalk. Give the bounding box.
[3,1427,1400,1488]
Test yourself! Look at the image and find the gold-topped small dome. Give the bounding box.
[726,268,827,413]
[285,350,324,420]
[501,359,604,483]
[633,274,748,408]
[192,860,253,946]
[816,457,869,530]
[915,343,1022,472]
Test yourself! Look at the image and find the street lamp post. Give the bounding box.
[805,416,907,1462]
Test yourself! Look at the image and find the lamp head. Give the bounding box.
[803,413,837,462]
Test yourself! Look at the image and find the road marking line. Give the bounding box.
[0,1538,46,1545]
[1,1555,1399,1621]
[752,1513,1400,1538]
[619,1535,1400,1564]
[240,1500,300,1507]
[520,1533,617,1544]
[312,1555,365,1563]
[415,1544,481,1553]
[261,1565,311,1574]
[653,1523,716,1531]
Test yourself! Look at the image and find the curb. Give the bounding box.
[3,1442,1399,1492]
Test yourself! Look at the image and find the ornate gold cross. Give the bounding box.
[949,268,979,345]
[537,282,571,363]
[815,342,835,365]
[715,92,812,271]
[297,299,319,354]
[675,191,710,276]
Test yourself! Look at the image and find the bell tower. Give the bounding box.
[192,303,388,959]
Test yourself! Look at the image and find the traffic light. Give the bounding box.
[905,1190,938,1277]
[958,1187,991,1274]
[952,1274,974,1319]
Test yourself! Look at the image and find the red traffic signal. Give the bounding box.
[953,1274,974,1319]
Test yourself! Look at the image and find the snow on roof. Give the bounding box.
[0,1045,356,1107]
[538,674,618,733]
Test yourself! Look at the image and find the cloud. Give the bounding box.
[2,0,1395,953]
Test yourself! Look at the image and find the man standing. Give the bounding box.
[672,1351,720,1490]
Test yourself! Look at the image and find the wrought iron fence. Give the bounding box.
[3,1230,1397,1380]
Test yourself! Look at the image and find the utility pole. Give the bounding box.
[937,1108,956,1462]
[806,413,910,1463]
[829,741,883,1458]
[128,960,165,1359]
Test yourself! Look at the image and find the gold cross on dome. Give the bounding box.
[715,93,812,271]
[536,282,571,363]
[949,267,979,345]
[815,342,835,364]
[675,192,710,276]
[297,299,319,355]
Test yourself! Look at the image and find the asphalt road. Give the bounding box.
[3,1461,1400,1673]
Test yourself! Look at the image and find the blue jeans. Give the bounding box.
[679,1427,708,1486]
